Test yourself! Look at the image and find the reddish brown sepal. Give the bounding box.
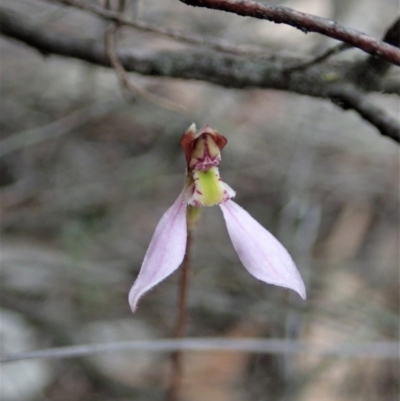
[180,124,197,169]
[181,124,228,171]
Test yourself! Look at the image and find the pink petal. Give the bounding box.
[219,201,306,299]
[129,193,187,311]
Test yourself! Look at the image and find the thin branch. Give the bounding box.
[329,85,400,142]
[365,17,400,76]
[1,338,399,363]
[350,17,400,90]
[47,0,270,57]
[1,8,398,143]
[0,7,390,98]
[284,43,351,72]
[179,0,400,66]
[0,101,120,158]
[105,23,186,112]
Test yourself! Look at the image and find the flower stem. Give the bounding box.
[165,230,192,401]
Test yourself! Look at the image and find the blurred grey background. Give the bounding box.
[0,0,399,400]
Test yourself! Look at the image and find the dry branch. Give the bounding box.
[104,23,186,112]
[329,86,400,143]
[179,0,400,66]
[0,7,391,97]
[47,0,269,57]
[0,7,398,143]
[0,101,120,157]
[1,338,399,363]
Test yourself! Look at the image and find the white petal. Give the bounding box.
[220,201,306,299]
[129,193,187,311]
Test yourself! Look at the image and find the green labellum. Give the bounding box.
[193,167,225,207]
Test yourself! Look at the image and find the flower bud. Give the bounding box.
[181,124,227,172]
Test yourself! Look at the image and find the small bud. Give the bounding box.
[189,133,221,171]
[181,124,228,172]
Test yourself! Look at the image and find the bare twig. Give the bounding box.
[179,0,400,66]
[2,7,394,98]
[350,17,400,89]
[47,0,270,57]
[329,86,400,143]
[105,24,186,112]
[365,17,400,76]
[1,8,398,143]
[0,292,141,396]
[285,43,351,72]
[2,338,399,363]
[0,101,120,158]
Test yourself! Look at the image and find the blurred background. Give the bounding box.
[0,0,399,400]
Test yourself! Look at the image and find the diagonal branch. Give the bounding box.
[105,23,186,112]
[365,17,400,75]
[0,7,387,97]
[0,7,398,143]
[47,0,270,57]
[0,101,121,157]
[350,17,400,90]
[284,43,351,72]
[329,86,400,143]
[179,0,400,66]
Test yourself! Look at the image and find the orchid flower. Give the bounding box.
[129,124,306,311]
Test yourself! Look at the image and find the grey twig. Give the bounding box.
[104,23,185,112]
[0,7,390,97]
[179,0,400,66]
[329,86,400,143]
[365,17,400,76]
[0,101,120,158]
[350,17,400,89]
[284,43,351,72]
[47,0,270,57]
[1,338,399,363]
[1,7,398,144]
